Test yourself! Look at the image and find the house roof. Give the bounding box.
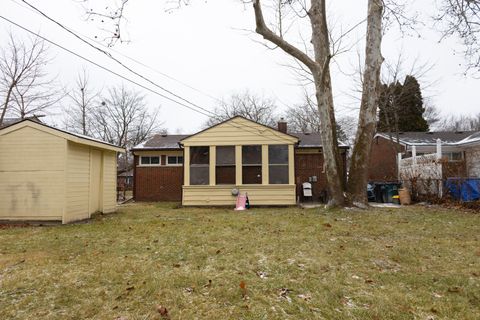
[293,132,349,148]
[179,115,300,143]
[376,131,478,146]
[132,134,189,151]
[133,131,348,150]
[456,132,480,146]
[0,119,124,152]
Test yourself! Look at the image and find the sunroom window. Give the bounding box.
[242,145,262,184]
[190,146,209,185]
[216,146,235,185]
[268,145,289,184]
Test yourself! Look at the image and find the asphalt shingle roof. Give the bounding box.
[132,134,189,150]
[378,131,478,145]
[133,132,348,150]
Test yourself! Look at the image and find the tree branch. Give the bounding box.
[253,0,318,72]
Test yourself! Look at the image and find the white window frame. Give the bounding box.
[139,156,161,167]
[166,155,184,166]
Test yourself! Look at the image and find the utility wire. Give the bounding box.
[18,0,221,117]
[1,11,292,143]
[11,0,223,104]
[9,0,292,141]
[0,15,212,118]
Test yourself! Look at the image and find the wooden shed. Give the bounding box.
[180,116,298,206]
[0,119,124,224]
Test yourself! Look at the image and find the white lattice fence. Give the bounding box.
[398,143,443,198]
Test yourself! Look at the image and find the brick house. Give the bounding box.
[369,131,480,182]
[132,116,348,204]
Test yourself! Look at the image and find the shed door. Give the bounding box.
[89,150,102,214]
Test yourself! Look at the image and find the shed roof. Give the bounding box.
[376,131,478,146]
[0,119,124,152]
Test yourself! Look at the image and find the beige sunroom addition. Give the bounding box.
[180,116,298,206]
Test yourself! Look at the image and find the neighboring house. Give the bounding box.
[0,119,124,223]
[132,116,348,205]
[369,131,480,181]
[456,132,480,177]
[118,169,134,190]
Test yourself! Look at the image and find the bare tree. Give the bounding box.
[435,113,480,131]
[284,91,354,145]
[81,0,409,206]
[92,84,162,149]
[243,0,384,206]
[204,90,278,127]
[0,33,59,126]
[63,69,100,135]
[436,0,480,74]
[423,104,441,128]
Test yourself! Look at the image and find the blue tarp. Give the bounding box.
[445,178,480,202]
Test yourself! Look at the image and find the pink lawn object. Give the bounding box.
[234,194,247,211]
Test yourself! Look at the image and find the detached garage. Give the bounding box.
[0,119,124,224]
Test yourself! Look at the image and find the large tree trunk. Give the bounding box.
[253,0,345,206]
[347,0,384,205]
[309,0,345,206]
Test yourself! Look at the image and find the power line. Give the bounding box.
[0,13,292,143]
[17,0,221,117]
[8,0,293,143]
[11,0,223,105]
[0,15,212,119]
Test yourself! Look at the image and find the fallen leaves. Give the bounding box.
[156,305,170,319]
[297,293,312,302]
[447,286,462,293]
[239,281,247,299]
[278,288,293,303]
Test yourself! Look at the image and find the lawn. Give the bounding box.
[0,203,479,320]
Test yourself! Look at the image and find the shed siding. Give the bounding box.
[466,146,480,177]
[64,142,90,223]
[102,151,117,213]
[0,126,65,220]
[182,185,296,206]
[182,117,297,146]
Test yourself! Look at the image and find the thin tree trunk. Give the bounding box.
[347,0,384,205]
[0,83,15,126]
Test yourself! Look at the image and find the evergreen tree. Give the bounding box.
[377,75,429,133]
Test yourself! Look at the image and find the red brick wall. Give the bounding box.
[134,155,183,201]
[295,152,326,201]
[295,149,348,202]
[368,136,405,182]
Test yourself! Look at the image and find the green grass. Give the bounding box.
[0,203,479,319]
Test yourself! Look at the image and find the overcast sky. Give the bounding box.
[1,0,479,133]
